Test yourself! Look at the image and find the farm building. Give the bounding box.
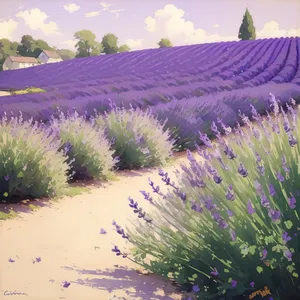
[38,50,63,64]
[2,56,40,71]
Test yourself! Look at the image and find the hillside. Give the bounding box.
[0,37,299,121]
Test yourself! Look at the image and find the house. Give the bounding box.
[38,50,63,64]
[2,56,40,71]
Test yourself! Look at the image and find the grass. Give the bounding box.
[10,87,46,95]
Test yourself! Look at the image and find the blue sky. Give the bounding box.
[0,0,299,51]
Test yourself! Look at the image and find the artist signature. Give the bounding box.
[3,290,27,296]
[249,286,272,299]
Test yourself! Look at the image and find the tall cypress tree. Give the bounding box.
[238,8,256,40]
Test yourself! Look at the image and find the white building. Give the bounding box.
[38,50,63,64]
[2,56,40,71]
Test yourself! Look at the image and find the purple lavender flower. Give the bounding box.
[190,200,203,213]
[199,131,212,148]
[32,257,41,264]
[250,281,255,288]
[112,245,121,256]
[268,209,281,222]
[260,193,270,208]
[231,280,237,288]
[257,164,265,176]
[282,232,292,244]
[284,250,292,261]
[247,200,255,215]
[112,221,129,239]
[238,163,248,177]
[128,197,138,209]
[255,152,262,163]
[218,219,229,229]
[62,281,71,288]
[226,185,235,200]
[288,133,298,147]
[8,258,15,263]
[261,249,268,260]
[213,174,222,184]
[139,190,153,203]
[268,184,276,197]
[288,196,296,209]
[99,228,107,235]
[4,175,10,181]
[227,210,233,217]
[211,268,219,276]
[192,285,200,293]
[230,229,237,241]
[224,144,237,159]
[276,172,284,182]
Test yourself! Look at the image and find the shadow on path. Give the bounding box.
[62,265,186,300]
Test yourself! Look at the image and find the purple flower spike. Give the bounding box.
[62,281,71,288]
[33,257,41,264]
[230,229,237,241]
[247,200,255,215]
[282,232,291,244]
[284,250,292,261]
[192,285,200,293]
[99,228,107,235]
[268,184,276,197]
[8,258,15,263]
[231,280,237,288]
[4,175,10,181]
[268,209,281,222]
[250,281,255,288]
[261,249,268,260]
[288,196,296,209]
[227,210,233,217]
[211,268,219,276]
[238,163,248,177]
[276,172,284,182]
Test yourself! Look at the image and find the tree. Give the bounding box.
[118,44,130,53]
[17,35,34,56]
[101,33,119,54]
[158,38,173,48]
[0,38,20,71]
[74,30,103,57]
[57,49,76,60]
[238,8,256,40]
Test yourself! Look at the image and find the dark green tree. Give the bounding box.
[238,8,256,40]
[0,38,20,70]
[158,38,173,48]
[74,30,103,57]
[118,44,131,53]
[101,33,119,54]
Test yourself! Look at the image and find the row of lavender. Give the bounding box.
[0,38,299,101]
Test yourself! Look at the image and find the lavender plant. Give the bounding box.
[50,110,117,180]
[113,94,300,300]
[93,105,175,169]
[0,112,70,201]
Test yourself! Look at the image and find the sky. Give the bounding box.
[0,0,299,52]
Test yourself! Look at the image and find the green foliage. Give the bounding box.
[74,30,103,57]
[238,8,256,40]
[124,97,300,299]
[118,44,131,53]
[0,114,70,201]
[17,35,54,57]
[0,38,20,70]
[57,49,76,60]
[158,38,173,48]
[50,110,117,180]
[101,33,119,54]
[93,106,174,169]
[11,87,46,95]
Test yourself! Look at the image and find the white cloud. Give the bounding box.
[16,8,62,36]
[98,2,125,18]
[125,38,144,50]
[213,24,220,28]
[257,21,300,38]
[100,2,113,10]
[63,3,80,13]
[144,4,237,45]
[110,9,125,18]
[61,39,77,50]
[0,18,18,39]
[85,11,101,18]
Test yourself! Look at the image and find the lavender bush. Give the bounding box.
[50,110,117,180]
[113,94,300,299]
[93,105,175,169]
[0,113,70,201]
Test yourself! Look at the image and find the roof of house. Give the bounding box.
[6,56,39,63]
[42,50,62,59]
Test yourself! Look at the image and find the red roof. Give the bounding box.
[42,50,62,59]
[8,56,39,63]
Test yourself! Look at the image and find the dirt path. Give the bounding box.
[0,91,10,96]
[0,154,191,300]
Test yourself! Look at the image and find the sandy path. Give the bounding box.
[0,154,191,300]
[0,91,10,96]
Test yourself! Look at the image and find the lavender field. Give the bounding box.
[0,37,300,124]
